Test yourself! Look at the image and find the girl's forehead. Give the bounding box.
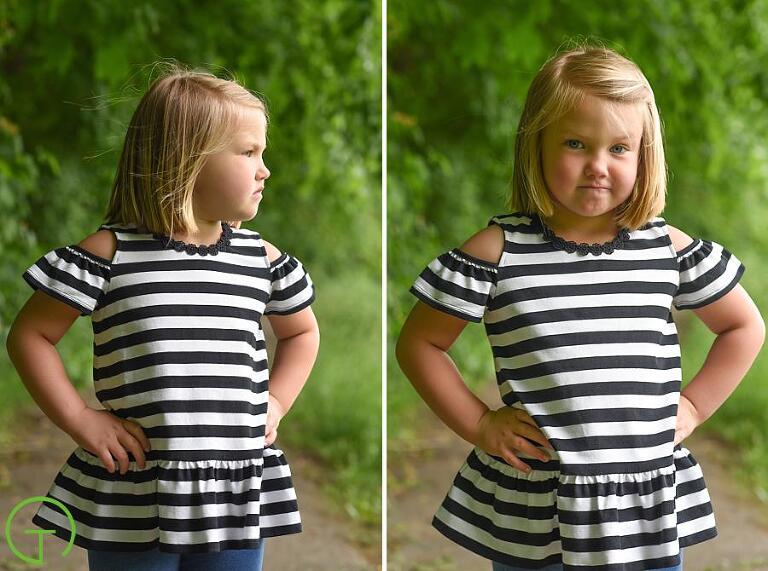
[555,94,644,138]
[233,107,267,140]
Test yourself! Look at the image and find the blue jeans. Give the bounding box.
[491,550,683,571]
[88,540,265,571]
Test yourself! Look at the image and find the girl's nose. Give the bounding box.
[258,164,271,180]
[585,152,609,178]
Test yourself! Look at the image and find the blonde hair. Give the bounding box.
[105,63,267,236]
[509,44,666,230]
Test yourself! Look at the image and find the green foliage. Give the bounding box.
[2,0,380,311]
[388,0,768,497]
[1,0,381,523]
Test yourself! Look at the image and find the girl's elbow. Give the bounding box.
[395,332,414,368]
[6,318,26,355]
[5,321,36,365]
[5,324,18,359]
[394,338,404,366]
[311,326,320,351]
[755,315,766,347]
[741,314,767,353]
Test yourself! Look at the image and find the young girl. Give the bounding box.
[396,45,765,570]
[6,67,320,571]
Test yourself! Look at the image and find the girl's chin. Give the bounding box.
[559,206,613,219]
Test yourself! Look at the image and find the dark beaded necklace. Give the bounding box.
[153,222,233,256]
[533,214,631,256]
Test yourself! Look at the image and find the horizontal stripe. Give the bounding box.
[485,304,671,333]
[95,375,267,401]
[492,330,679,359]
[93,351,268,380]
[112,258,270,278]
[417,265,492,307]
[410,284,484,322]
[94,328,266,356]
[93,304,266,334]
[102,279,271,307]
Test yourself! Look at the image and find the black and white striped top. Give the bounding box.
[410,212,745,570]
[23,222,315,553]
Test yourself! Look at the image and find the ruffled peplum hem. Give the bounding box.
[31,446,301,553]
[433,446,716,569]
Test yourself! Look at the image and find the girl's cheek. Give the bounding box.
[551,154,581,186]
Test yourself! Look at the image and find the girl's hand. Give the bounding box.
[265,394,286,447]
[476,407,554,473]
[674,394,702,445]
[65,407,151,475]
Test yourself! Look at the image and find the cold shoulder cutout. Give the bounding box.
[78,229,118,262]
[666,223,695,254]
[459,223,505,266]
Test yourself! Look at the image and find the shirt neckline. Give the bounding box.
[531,213,631,256]
[152,222,233,256]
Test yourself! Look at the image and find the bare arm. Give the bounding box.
[261,239,320,445]
[396,225,552,472]
[6,230,150,474]
[668,225,766,438]
[6,290,89,434]
[683,285,765,423]
[396,302,486,441]
[265,308,320,414]
[6,230,116,434]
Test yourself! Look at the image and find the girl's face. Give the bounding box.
[540,94,643,225]
[193,108,270,223]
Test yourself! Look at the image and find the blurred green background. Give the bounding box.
[388,0,768,502]
[0,0,381,527]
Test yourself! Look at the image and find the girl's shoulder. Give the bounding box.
[661,221,696,254]
[456,212,540,266]
[458,222,506,267]
[262,240,282,264]
[78,228,118,263]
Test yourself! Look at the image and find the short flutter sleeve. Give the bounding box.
[23,245,112,316]
[265,253,316,315]
[410,249,498,322]
[673,239,745,310]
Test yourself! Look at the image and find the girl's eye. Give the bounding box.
[565,139,584,149]
[610,145,628,154]
[244,150,254,158]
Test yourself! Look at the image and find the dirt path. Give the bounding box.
[388,387,768,571]
[0,390,378,570]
